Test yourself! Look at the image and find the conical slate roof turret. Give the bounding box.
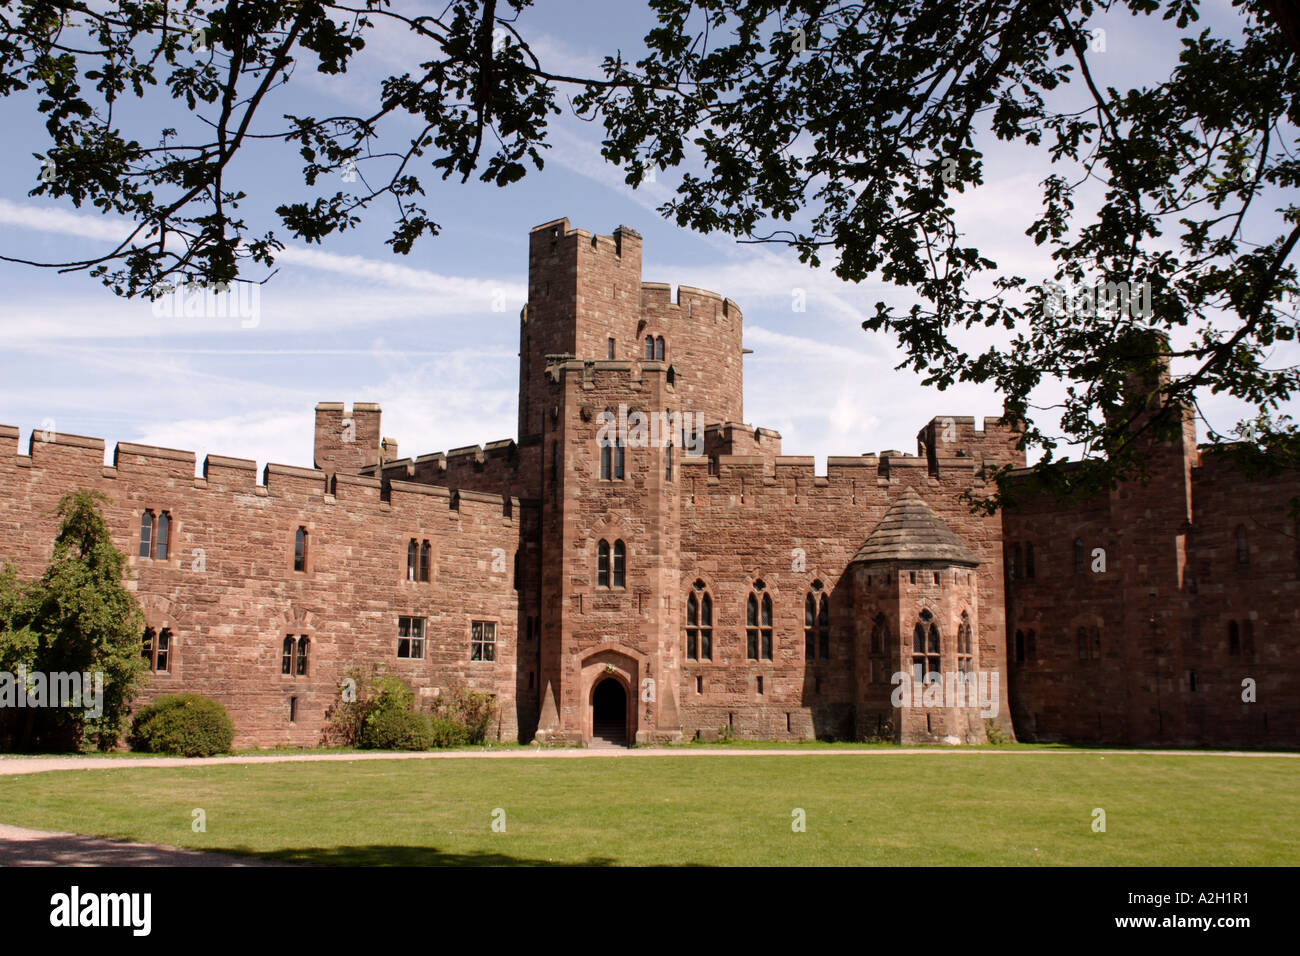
[850,488,980,567]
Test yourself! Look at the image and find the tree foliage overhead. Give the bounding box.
[2,0,1299,505]
[3,0,566,294]
[580,0,1300,505]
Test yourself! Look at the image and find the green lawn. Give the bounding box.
[0,752,1295,865]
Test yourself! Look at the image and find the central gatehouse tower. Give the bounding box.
[523,219,745,744]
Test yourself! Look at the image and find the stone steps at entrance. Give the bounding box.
[591,720,627,748]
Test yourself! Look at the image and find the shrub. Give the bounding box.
[323,665,414,747]
[433,685,499,745]
[428,714,470,749]
[325,671,496,751]
[985,720,1010,745]
[360,707,435,751]
[130,693,235,757]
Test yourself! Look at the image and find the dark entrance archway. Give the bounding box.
[591,678,628,746]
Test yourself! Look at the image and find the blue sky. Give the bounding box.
[0,0,1293,475]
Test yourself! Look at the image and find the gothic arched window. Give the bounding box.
[957,612,973,673]
[912,610,940,682]
[597,540,610,588]
[747,581,773,660]
[294,527,308,572]
[804,581,830,660]
[613,540,626,588]
[138,510,154,558]
[686,580,713,660]
[155,512,170,561]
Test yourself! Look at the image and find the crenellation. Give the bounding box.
[114,441,198,479]
[263,463,329,497]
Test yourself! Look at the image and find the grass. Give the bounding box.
[0,751,1296,865]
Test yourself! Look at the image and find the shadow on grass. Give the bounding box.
[0,830,619,867]
[234,844,618,866]
[0,831,270,867]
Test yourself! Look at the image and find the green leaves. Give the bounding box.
[586,0,1300,508]
[0,491,148,752]
[4,0,556,295]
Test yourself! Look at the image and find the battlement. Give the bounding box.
[640,282,741,321]
[314,401,385,479]
[369,437,523,499]
[0,420,527,523]
[680,445,984,488]
[530,218,642,257]
[916,414,1025,473]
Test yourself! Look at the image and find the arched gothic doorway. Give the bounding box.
[591,677,628,746]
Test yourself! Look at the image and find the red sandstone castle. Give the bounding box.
[1,218,1297,749]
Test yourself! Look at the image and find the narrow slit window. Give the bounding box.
[294,527,308,572]
[155,512,170,561]
[138,511,154,558]
[597,540,610,588]
[155,627,170,672]
[747,581,773,660]
[613,540,626,588]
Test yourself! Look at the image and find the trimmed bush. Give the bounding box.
[130,693,235,757]
[360,707,435,751]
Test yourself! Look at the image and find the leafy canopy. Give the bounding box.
[3,0,1299,505]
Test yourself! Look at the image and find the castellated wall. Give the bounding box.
[370,436,541,507]
[678,417,1023,743]
[0,422,538,749]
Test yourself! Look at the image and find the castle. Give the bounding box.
[1,218,1296,749]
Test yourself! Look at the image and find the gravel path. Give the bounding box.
[1,745,1295,778]
[0,823,276,866]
